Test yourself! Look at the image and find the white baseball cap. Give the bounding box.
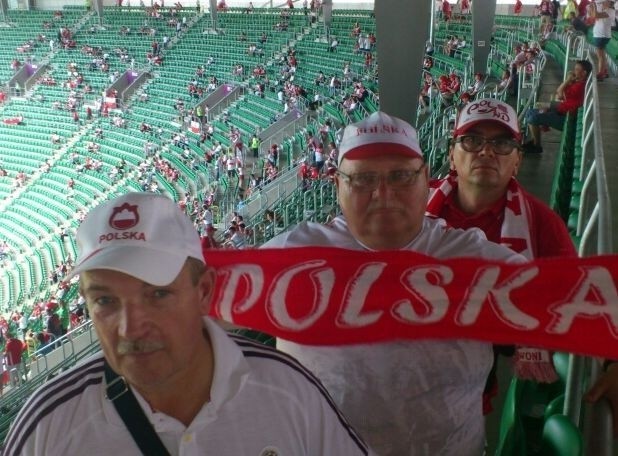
[67,192,205,286]
[454,98,522,142]
[338,111,424,166]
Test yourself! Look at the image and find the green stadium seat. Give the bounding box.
[540,414,583,456]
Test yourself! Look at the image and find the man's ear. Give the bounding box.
[513,149,523,177]
[448,144,456,171]
[198,267,217,315]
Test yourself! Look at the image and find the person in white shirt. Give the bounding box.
[590,0,615,79]
[3,193,372,456]
[263,112,524,456]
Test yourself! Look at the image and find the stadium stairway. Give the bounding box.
[516,53,618,251]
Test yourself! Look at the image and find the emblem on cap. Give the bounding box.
[467,99,510,123]
[109,203,139,230]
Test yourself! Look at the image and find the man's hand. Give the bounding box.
[585,363,618,436]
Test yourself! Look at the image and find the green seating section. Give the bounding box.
[496,377,576,456]
[0,7,377,310]
[1,10,84,82]
[541,414,583,456]
[549,111,578,223]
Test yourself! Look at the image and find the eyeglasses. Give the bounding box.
[454,135,520,155]
[337,165,426,192]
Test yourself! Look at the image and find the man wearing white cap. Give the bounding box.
[263,111,524,455]
[3,193,372,456]
[426,98,577,413]
[427,98,618,434]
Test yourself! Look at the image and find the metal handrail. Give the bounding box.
[0,320,101,444]
[560,46,613,455]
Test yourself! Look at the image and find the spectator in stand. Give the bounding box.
[35,332,54,356]
[3,193,371,455]
[263,111,523,456]
[224,225,247,249]
[564,11,589,33]
[538,0,555,37]
[514,0,523,15]
[465,72,484,99]
[461,0,470,14]
[442,0,452,21]
[427,98,577,412]
[351,21,361,37]
[497,69,513,95]
[589,0,615,80]
[524,59,592,153]
[4,334,24,387]
[14,171,27,188]
[250,133,260,159]
[438,74,458,106]
[578,0,591,18]
[200,225,219,249]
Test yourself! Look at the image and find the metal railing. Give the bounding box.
[562,48,614,456]
[234,164,302,223]
[0,321,101,444]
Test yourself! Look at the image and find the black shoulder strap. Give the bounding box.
[104,361,171,456]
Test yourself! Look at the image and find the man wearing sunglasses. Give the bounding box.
[263,111,524,455]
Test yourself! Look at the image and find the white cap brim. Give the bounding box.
[67,244,190,286]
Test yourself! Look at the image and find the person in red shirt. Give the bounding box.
[4,334,25,387]
[442,0,452,21]
[200,225,219,249]
[427,98,577,413]
[461,0,470,14]
[514,0,523,15]
[523,59,592,153]
[578,0,590,18]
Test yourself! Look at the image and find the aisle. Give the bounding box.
[517,54,618,253]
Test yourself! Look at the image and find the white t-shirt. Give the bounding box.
[203,209,213,226]
[4,318,371,456]
[263,216,524,456]
[593,2,615,38]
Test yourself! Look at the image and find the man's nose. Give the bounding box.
[118,301,150,339]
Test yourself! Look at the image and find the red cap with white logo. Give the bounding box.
[338,111,424,167]
[67,192,205,286]
[454,98,522,142]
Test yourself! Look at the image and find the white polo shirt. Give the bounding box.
[4,319,371,456]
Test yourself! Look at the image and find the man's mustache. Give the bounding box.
[117,340,165,355]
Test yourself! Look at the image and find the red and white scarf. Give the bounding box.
[427,173,558,383]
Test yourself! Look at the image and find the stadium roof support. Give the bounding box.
[374,0,430,124]
[209,0,218,30]
[472,0,497,75]
[0,0,7,20]
[93,0,103,25]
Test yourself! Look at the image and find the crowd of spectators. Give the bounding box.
[0,263,86,392]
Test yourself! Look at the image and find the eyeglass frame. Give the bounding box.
[336,164,427,192]
[453,134,521,155]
